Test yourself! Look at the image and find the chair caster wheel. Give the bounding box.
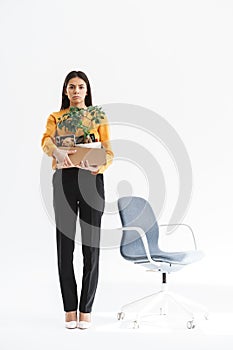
[187,320,195,329]
[133,320,139,329]
[117,312,125,320]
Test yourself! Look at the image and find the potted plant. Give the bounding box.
[57,105,105,143]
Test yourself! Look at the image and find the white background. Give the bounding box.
[0,0,233,347]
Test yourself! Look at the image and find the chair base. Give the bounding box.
[117,282,208,329]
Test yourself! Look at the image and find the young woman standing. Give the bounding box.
[41,70,114,329]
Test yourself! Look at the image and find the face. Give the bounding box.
[65,77,88,108]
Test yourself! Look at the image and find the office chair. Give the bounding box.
[116,196,208,329]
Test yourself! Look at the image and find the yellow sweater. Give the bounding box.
[41,107,114,174]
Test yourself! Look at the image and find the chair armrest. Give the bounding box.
[114,226,161,267]
[159,224,197,250]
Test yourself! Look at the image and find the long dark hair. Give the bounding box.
[60,70,93,110]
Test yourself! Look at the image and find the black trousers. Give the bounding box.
[52,167,105,313]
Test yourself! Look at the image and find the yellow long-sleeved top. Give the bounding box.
[41,107,114,174]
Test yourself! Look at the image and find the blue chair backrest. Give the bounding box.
[117,196,160,260]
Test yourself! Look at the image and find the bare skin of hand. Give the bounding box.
[78,160,99,175]
[53,148,77,169]
[53,149,99,174]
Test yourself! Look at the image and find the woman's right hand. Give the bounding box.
[52,148,77,169]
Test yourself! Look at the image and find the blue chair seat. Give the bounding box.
[122,249,204,265]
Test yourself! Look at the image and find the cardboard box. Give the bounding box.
[58,145,106,166]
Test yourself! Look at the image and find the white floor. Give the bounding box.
[1,312,233,350]
[1,280,233,350]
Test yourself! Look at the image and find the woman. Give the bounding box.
[41,70,114,329]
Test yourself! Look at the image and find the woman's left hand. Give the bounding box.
[77,160,99,175]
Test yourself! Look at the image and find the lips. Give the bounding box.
[73,96,80,98]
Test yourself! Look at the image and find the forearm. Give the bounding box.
[93,118,114,174]
[42,137,58,157]
[41,114,57,157]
